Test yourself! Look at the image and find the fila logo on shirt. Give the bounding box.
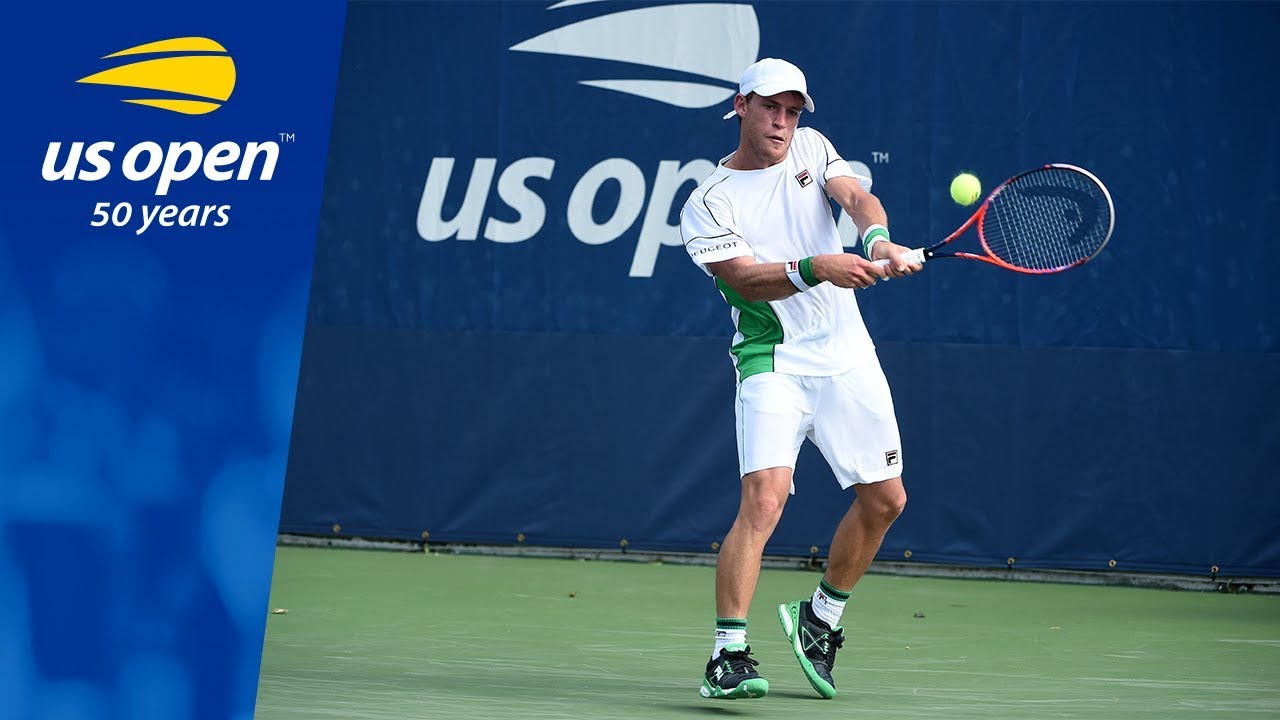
[795,169,813,188]
[885,449,900,466]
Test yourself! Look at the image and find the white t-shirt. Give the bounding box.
[680,127,876,381]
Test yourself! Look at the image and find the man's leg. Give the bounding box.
[824,477,906,590]
[700,466,792,700]
[810,359,908,618]
[716,466,794,618]
[779,360,907,698]
[721,468,788,614]
[704,372,810,700]
[779,478,905,699]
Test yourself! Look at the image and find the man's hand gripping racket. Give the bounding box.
[875,164,1114,275]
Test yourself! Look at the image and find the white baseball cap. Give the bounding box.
[722,58,815,120]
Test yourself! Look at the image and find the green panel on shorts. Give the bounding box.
[715,278,782,381]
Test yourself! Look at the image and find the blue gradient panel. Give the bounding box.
[0,2,345,718]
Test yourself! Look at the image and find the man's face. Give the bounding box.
[737,90,805,167]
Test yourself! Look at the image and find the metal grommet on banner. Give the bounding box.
[1007,557,1016,567]
[710,541,720,551]
[805,545,825,571]
[619,538,629,549]
[331,523,341,534]
[1108,559,1117,568]
[516,533,525,543]
[420,530,430,540]
[904,550,913,559]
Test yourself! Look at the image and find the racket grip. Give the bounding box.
[873,247,926,268]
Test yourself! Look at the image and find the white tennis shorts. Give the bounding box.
[734,358,903,490]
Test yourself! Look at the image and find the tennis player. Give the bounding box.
[680,58,921,700]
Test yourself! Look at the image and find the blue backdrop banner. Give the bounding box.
[0,2,345,718]
[282,2,1280,577]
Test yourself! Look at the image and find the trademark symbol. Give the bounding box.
[279,132,296,143]
[872,151,890,164]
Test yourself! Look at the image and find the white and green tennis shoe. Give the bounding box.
[699,643,769,699]
[778,599,845,699]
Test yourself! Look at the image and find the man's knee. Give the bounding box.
[743,491,787,525]
[737,468,791,531]
[883,485,907,520]
[861,480,907,523]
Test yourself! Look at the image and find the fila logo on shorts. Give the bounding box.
[795,169,813,188]
[885,449,900,466]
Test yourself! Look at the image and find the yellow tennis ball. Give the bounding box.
[950,173,982,206]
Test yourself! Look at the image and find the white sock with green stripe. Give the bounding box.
[811,579,851,628]
[712,617,747,659]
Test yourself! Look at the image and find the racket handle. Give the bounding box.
[873,247,927,268]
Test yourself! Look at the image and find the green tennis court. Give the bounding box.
[256,546,1279,719]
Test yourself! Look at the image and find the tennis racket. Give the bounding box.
[874,164,1114,274]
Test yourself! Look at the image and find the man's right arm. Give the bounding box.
[707,257,800,302]
[708,253,886,302]
[686,182,887,301]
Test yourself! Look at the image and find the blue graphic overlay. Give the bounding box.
[0,2,345,718]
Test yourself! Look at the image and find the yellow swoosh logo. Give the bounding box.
[77,37,236,115]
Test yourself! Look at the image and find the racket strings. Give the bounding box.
[981,168,1112,272]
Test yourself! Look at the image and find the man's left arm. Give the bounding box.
[825,175,921,279]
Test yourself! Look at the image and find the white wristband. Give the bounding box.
[862,223,890,258]
[784,260,809,292]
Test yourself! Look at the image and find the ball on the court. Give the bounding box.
[950,173,982,206]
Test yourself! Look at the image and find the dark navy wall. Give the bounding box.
[282,1,1280,576]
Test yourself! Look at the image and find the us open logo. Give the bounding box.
[416,2,882,278]
[509,3,759,109]
[76,36,236,115]
[41,36,284,235]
